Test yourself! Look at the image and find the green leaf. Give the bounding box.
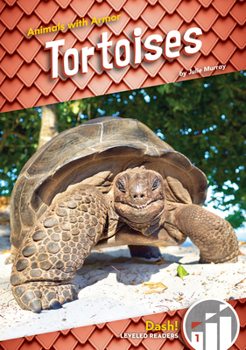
[177,265,189,280]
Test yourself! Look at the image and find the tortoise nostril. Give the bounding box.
[133,193,145,200]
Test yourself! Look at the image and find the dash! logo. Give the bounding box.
[181,298,240,350]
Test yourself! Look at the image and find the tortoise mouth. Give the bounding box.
[114,199,165,225]
[125,199,161,210]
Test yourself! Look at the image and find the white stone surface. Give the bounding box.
[1,243,246,341]
[1,207,246,341]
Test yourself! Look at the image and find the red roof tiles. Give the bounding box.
[0,0,245,112]
[1,298,246,350]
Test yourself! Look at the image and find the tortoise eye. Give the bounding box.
[152,179,159,190]
[117,181,126,193]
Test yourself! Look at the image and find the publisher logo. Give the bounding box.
[181,298,240,350]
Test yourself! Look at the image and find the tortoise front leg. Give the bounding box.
[174,204,239,263]
[10,184,108,313]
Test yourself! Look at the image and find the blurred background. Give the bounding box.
[0,70,245,242]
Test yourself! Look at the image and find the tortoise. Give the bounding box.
[7,117,238,313]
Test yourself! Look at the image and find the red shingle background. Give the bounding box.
[0,0,245,113]
[1,298,246,350]
[0,0,246,348]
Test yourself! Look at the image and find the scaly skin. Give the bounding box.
[174,204,239,263]
[10,184,108,313]
[10,169,239,312]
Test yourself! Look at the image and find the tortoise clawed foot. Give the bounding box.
[49,299,63,310]
[12,282,78,313]
[128,245,162,261]
[5,254,16,265]
[5,245,19,264]
[199,252,238,264]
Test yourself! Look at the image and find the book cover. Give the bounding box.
[0,0,245,349]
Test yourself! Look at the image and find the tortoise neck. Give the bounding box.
[122,214,164,237]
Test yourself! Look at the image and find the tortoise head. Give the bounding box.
[113,168,165,235]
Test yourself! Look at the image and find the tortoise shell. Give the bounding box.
[10,117,207,249]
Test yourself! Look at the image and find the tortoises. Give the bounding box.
[7,117,238,313]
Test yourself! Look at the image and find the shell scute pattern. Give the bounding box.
[10,117,206,253]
